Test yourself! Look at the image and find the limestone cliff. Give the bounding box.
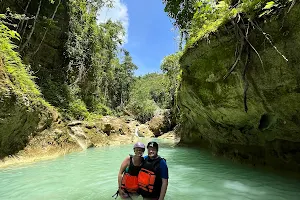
[178,3,300,171]
[0,55,55,158]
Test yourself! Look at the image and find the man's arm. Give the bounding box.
[158,178,168,200]
[158,159,169,200]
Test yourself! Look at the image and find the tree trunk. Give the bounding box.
[19,0,42,52]
[33,0,61,55]
[17,0,32,33]
[120,84,123,108]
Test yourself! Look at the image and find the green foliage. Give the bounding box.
[161,51,183,105]
[163,0,294,50]
[0,16,41,97]
[1,0,136,121]
[163,0,197,32]
[64,0,135,118]
[94,103,112,116]
[127,99,157,123]
[160,51,183,123]
[186,0,294,49]
[68,99,89,120]
[187,0,232,48]
[127,73,170,122]
[109,50,137,108]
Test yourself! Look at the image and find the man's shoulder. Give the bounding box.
[158,157,168,179]
[159,157,167,167]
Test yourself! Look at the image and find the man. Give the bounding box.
[138,141,168,200]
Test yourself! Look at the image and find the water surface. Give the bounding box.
[1,139,300,200]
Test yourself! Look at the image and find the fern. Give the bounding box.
[0,17,41,97]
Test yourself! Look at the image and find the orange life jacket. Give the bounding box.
[137,156,165,197]
[137,168,156,193]
[121,155,143,193]
[121,173,139,193]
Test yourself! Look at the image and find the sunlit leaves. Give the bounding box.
[163,0,294,50]
[65,0,132,117]
[163,0,197,31]
[264,1,275,9]
[259,0,280,17]
[0,20,40,96]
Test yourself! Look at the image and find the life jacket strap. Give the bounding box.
[112,190,119,199]
[112,188,134,200]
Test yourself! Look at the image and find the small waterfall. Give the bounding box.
[69,133,87,150]
[68,126,88,150]
[134,127,139,137]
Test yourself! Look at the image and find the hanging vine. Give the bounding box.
[185,0,295,112]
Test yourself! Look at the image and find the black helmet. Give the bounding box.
[147,141,158,151]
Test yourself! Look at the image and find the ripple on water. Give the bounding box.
[1,143,300,200]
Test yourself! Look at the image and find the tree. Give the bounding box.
[162,0,197,41]
[126,73,170,123]
[111,50,137,109]
[161,51,183,107]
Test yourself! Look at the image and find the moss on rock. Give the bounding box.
[178,3,300,172]
[0,19,55,158]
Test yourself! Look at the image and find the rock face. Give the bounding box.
[178,5,300,171]
[0,61,54,158]
[148,109,173,136]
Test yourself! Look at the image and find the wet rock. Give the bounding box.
[68,121,83,127]
[69,126,87,139]
[69,126,92,149]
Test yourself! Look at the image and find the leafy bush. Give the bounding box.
[68,99,89,120]
[127,99,158,123]
[94,103,112,116]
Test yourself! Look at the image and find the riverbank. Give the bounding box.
[0,135,142,169]
[0,116,155,169]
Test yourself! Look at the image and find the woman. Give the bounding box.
[117,142,145,199]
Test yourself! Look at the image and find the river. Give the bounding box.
[1,139,300,200]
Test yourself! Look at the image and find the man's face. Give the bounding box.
[147,147,158,158]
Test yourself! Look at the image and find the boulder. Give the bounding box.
[148,109,173,136]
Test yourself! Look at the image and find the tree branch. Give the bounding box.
[19,0,42,52]
[33,0,61,55]
[17,0,32,33]
[252,20,288,62]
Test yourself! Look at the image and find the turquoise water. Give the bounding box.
[1,139,300,200]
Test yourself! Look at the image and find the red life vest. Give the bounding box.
[121,155,143,193]
[121,173,139,193]
[137,156,165,198]
[137,168,156,193]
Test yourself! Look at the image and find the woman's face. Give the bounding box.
[133,147,145,157]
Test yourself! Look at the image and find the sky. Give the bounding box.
[97,0,180,76]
